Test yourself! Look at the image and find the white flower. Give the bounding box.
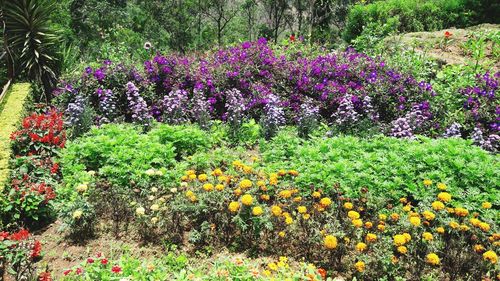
[87,171,96,176]
[151,217,158,224]
[170,188,178,193]
[155,170,164,176]
[150,204,159,211]
[136,207,145,216]
[180,182,188,187]
[144,41,152,50]
[151,187,158,193]
[76,183,88,193]
[145,169,156,176]
[72,210,83,219]
[148,195,155,201]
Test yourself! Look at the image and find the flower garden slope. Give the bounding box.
[0,83,30,191]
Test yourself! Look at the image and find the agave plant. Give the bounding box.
[1,0,60,102]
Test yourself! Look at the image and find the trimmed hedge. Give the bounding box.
[0,83,30,192]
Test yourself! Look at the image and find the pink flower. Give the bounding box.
[87,258,94,263]
[101,258,108,265]
[63,270,72,276]
[75,268,83,275]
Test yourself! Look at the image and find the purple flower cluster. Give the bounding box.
[126,82,152,126]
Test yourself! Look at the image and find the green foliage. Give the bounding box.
[343,0,498,42]
[260,131,500,206]
[150,124,212,158]
[3,0,61,101]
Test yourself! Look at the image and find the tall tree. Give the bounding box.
[242,0,258,41]
[203,0,239,47]
[261,0,290,42]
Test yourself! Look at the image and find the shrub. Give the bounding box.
[260,132,500,206]
[342,0,498,42]
[149,124,212,158]
[0,229,42,280]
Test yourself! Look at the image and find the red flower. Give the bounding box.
[63,270,72,276]
[111,265,122,273]
[101,258,108,265]
[50,163,59,174]
[38,271,52,281]
[317,268,327,280]
[290,34,296,42]
[444,31,452,38]
[75,268,83,275]
[10,229,30,241]
[87,258,94,263]
[31,240,42,258]
[0,231,9,241]
[96,252,102,258]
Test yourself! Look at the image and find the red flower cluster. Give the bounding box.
[0,229,42,261]
[444,31,452,38]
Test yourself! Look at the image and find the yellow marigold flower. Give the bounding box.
[420,211,434,222]
[312,191,321,198]
[303,214,310,220]
[436,227,445,234]
[391,213,400,221]
[203,183,214,192]
[483,250,498,264]
[474,244,485,253]
[356,242,367,252]
[279,256,288,263]
[403,205,412,212]
[215,184,224,191]
[482,202,492,209]
[293,196,302,202]
[492,233,500,240]
[410,216,421,227]
[460,224,469,231]
[263,269,271,276]
[288,170,299,176]
[285,216,293,225]
[422,232,433,241]
[366,233,377,243]
[150,204,160,211]
[239,179,252,189]
[278,169,287,176]
[449,221,459,229]
[319,197,332,207]
[186,169,196,175]
[271,205,282,216]
[479,222,491,232]
[212,168,223,176]
[397,246,408,254]
[423,179,433,186]
[343,237,350,244]
[365,221,373,229]
[232,160,243,167]
[269,177,278,186]
[260,194,270,201]
[324,235,338,249]
[278,231,285,238]
[76,183,88,193]
[377,224,386,231]
[185,190,194,197]
[198,174,208,182]
[241,194,253,206]
[234,188,242,196]
[379,214,387,221]
[391,256,399,264]
[268,262,278,271]
[354,261,365,273]
[252,206,264,216]
[470,218,481,226]
[257,180,265,187]
[348,211,360,220]
[426,253,440,265]
[437,182,447,190]
[181,175,188,181]
[447,207,454,213]
[352,219,363,228]
[431,201,445,211]
[228,201,240,213]
[188,174,197,180]
[189,195,197,202]
[437,192,451,203]
[454,207,468,217]
[278,190,292,199]
[218,175,229,183]
[400,197,408,204]
[297,206,307,214]
[243,165,253,174]
[403,233,411,243]
[343,202,353,210]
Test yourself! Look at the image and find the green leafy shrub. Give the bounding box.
[343,0,498,42]
[149,124,212,159]
[260,131,499,205]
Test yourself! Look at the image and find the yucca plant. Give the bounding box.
[1,0,60,102]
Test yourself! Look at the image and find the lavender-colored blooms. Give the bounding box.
[331,95,360,126]
[390,117,414,139]
[99,89,117,123]
[126,82,152,126]
[162,89,188,124]
[442,123,462,138]
[66,95,86,127]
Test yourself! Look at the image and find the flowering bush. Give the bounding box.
[55,40,437,139]
[1,109,65,226]
[0,229,42,280]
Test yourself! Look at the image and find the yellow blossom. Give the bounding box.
[454,207,468,217]
[278,190,292,199]
[252,206,264,216]
[293,196,302,202]
[348,210,360,220]
[403,205,412,212]
[271,205,282,216]
[423,179,433,186]
[288,170,299,176]
[212,168,223,176]
[422,210,436,221]
[72,210,83,219]
[437,192,451,203]
[198,174,208,182]
[479,222,491,232]
[409,216,421,226]
[312,191,321,198]
[241,194,253,206]
[379,214,387,221]
[426,253,440,265]
[352,219,363,228]
[482,202,492,209]
[356,242,367,252]
[268,262,278,271]
[228,201,240,213]
[285,216,293,225]
[474,244,485,253]
[391,213,400,221]
[402,233,411,243]
[203,183,214,191]
[260,194,270,201]
[377,224,386,231]
[422,232,433,241]
[449,221,459,229]
[150,204,159,211]
[366,233,377,243]
[302,214,310,220]
[215,184,224,191]
[354,261,365,272]
[393,235,406,246]
[324,235,337,249]
[483,250,498,264]
[239,179,252,189]
[365,222,373,229]
[397,246,408,254]
[343,202,353,210]
[319,197,332,207]
[278,231,285,238]
[436,227,445,234]
[297,206,307,214]
[437,182,447,190]
[431,201,445,211]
